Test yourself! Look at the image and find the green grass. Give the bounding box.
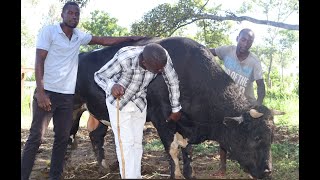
[264,96,299,127]
[144,139,164,151]
[21,84,299,180]
[272,142,299,180]
[193,141,219,155]
[21,86,34,117]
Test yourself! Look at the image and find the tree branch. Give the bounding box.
[198,13,299,30]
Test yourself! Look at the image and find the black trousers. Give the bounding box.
[21,90,74,180]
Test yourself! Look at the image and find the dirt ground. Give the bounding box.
[21,119,298,179]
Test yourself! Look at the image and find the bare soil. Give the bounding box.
[21,122,298,179]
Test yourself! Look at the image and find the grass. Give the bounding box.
[21,85,299,179]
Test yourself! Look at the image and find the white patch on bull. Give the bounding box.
[69,135,74,143]
[175,132,189,148]
[100,120,111,126]
[92,48,103,52]
[168,132,189,178]
[82,103,88,110]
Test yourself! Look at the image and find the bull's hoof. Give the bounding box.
[98,159,111,174]
[109,160,119,172]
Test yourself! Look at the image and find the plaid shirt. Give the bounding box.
[94,46,182,113]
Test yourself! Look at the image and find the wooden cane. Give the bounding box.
[117,97,126,178]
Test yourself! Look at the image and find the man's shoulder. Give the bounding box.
[216,45,234,49]
[42,24,58,30]
[248,52,261,62]
[38,24,59,34]
[215,45,236,54]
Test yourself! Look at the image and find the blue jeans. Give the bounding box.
[21,90,74,180]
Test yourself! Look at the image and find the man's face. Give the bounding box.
[237,31,255,53]
[141,53,165,74]
[61,5,80,28]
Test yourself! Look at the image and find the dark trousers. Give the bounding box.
[21,90,74,180]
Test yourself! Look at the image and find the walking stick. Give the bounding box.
[117,97,126,178]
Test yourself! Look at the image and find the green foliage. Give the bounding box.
[271,143,299,180]
[26,73,36,81]
[262,67,299,127]
[144,139,164,151]
[264,69,298,99]
[193,141,218,155]
[21,18,35,48]
[78,10,129,52]
[194,20,232,47]
[265,96,299,127]
[21,87,34,117]
[131,0,207,37]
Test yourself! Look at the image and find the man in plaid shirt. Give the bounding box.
[94,43,182,179]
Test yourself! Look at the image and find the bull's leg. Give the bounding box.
[168,132,192,179]
[169,142,183,179]
[181,143,195,179]
[212,144,227,176]
[88,119,109,173]
[68,105,86,149]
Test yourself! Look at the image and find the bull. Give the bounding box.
[69,36,283,179]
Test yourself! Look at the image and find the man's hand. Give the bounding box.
[111,84,125,98]
[35,90,51,111]
[166,111,182,122]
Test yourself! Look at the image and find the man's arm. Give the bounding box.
[34,49,51,111]
[94,52,123,94]
[256,79,266,106]
[161,54,182,122]
[89,36,145,46]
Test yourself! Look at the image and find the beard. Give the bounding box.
[63,20,78,29]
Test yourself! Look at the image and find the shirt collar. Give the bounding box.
[56,23,79,39]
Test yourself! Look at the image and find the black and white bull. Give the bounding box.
[69,37,283,179]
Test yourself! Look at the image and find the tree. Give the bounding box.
[131,0,298,36]
[21,18,35,48]
[79,10,129,52]
[41,3,61,27]
[194,19,232,48]
[247,0,299,88]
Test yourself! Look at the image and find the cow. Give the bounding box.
[68,36,283,179]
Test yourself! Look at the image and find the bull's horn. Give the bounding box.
[249,109,264,118]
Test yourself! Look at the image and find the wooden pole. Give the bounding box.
[117,98,126,178]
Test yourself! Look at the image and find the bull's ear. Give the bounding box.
[223,116,243,126]
[271,109,285,116]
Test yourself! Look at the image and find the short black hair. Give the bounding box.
[62,1,79,13]
[143,43,167,66]
[239,28,254,36]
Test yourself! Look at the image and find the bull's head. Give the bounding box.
[222,105,285,179]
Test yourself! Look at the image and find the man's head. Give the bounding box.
[61,1,80,29]
[236,28,255,54]
[141,43,167,74]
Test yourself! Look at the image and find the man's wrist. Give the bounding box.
[172,105,182,113]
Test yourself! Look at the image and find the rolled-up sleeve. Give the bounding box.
[162,52,182,113]
[94,52,122,94]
